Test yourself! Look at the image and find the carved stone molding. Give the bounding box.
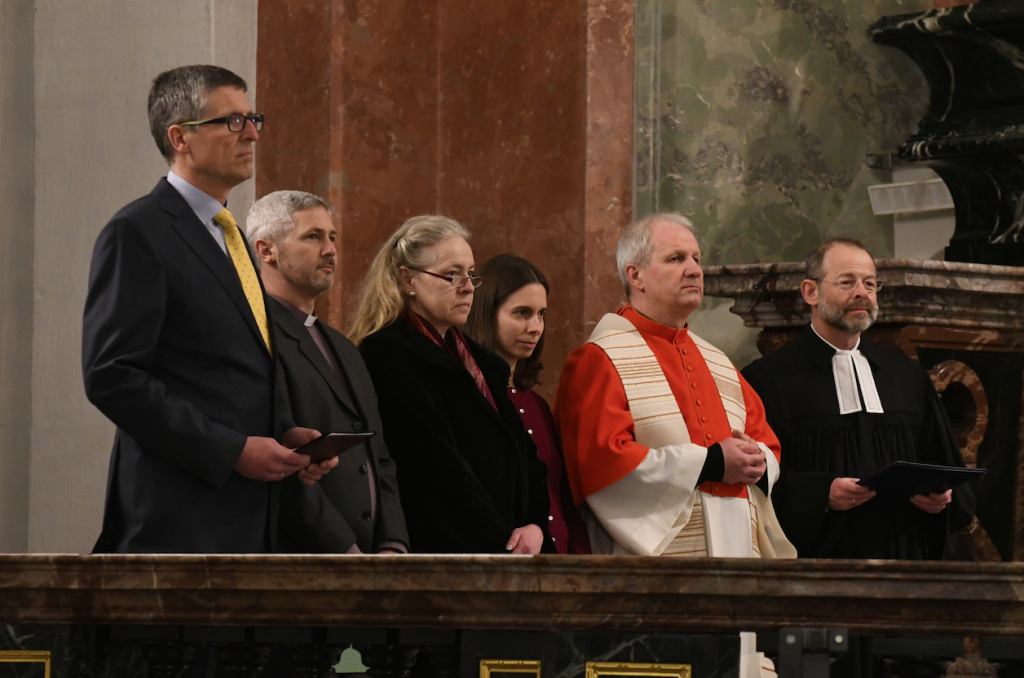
[928,360,988,467]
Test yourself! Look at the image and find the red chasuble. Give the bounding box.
[554,306,781,505]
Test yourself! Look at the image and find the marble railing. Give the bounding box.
[2,554,1024,636]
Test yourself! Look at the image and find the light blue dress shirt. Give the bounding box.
[167,171,229,255]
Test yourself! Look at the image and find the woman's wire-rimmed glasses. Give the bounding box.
[408,267,483,289]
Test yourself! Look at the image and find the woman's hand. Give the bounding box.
[506,524,544,554]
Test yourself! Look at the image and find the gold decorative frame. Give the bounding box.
[0,650,51,678]
[479,658,542,677]
[585,661,690,678]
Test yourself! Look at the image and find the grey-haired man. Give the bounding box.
[248,190,409,554]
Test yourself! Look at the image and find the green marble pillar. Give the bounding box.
[636,0,932,364]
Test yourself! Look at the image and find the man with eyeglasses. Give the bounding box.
[742,238,974,563]
[83,65,326,554]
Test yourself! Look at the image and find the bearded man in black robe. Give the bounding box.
[742,239,974,560]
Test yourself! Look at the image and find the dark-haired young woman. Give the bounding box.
[466,254,591,554]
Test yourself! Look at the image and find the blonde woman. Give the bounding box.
[351,216,552,554]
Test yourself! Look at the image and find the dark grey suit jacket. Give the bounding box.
[83,178,284,554]
[271,298,409,553]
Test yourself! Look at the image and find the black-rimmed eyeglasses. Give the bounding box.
[180,113,264,133]
[409,267,483,289]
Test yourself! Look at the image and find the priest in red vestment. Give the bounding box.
[554,212,793,678]
[554,212,793,562]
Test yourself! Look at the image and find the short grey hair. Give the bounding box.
[245,190,334,248]
[148,65,248,162]
[616,212,695,298]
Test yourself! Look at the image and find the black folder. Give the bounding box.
[295,431,376,463]
[856,460,985,497]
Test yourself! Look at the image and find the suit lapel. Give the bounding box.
[319,325,370,420]
[155,179,270,357]
[270,300,361,418]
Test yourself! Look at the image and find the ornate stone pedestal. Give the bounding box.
[705,258,1024,563]
[868,0,1024,266]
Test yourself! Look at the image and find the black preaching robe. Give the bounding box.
[742,326,974,560]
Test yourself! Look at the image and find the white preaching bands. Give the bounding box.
[811,326,884,416]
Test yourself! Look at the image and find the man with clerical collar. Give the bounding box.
[84,65,324,554]
[248,191,409,554]
[742,238,974,560]
[555,212,794,678]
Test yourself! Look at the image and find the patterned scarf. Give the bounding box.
[405,312,496,410]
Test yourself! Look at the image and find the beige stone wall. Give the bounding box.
[0,0,36,553]
[0,0,256,553]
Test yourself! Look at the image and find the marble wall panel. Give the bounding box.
[435,0,590,391]
[257,0,635,398]
[257,0,441,329]
[585,0,637,333]
[331,0,443,329]
[636,0,934,366]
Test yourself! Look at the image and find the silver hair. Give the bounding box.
[245,191,334,253]
[616,212,695,298]
[148,65,248,162]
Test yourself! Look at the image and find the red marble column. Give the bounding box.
[585,0,635,336]
[256,0,633,398]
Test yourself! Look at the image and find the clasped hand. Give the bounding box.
[233,427,339,485]
[721,429,767,485]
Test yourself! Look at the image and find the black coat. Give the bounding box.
[271,298,409,553]
[83,178,284,554]
[742,326,975,559]
[360,319,552,554]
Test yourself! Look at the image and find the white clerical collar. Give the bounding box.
[811,325,884,415]
[270,294,318,327]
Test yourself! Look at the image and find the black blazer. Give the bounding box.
[270,298,409,553]
[360,319,552,554]
[83,178,283,554]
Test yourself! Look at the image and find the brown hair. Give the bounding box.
[465,254,549,391]
[804,237,872,281]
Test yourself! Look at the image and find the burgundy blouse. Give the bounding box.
[507,387,591,554]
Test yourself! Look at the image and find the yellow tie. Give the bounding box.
[214,208,272,353]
